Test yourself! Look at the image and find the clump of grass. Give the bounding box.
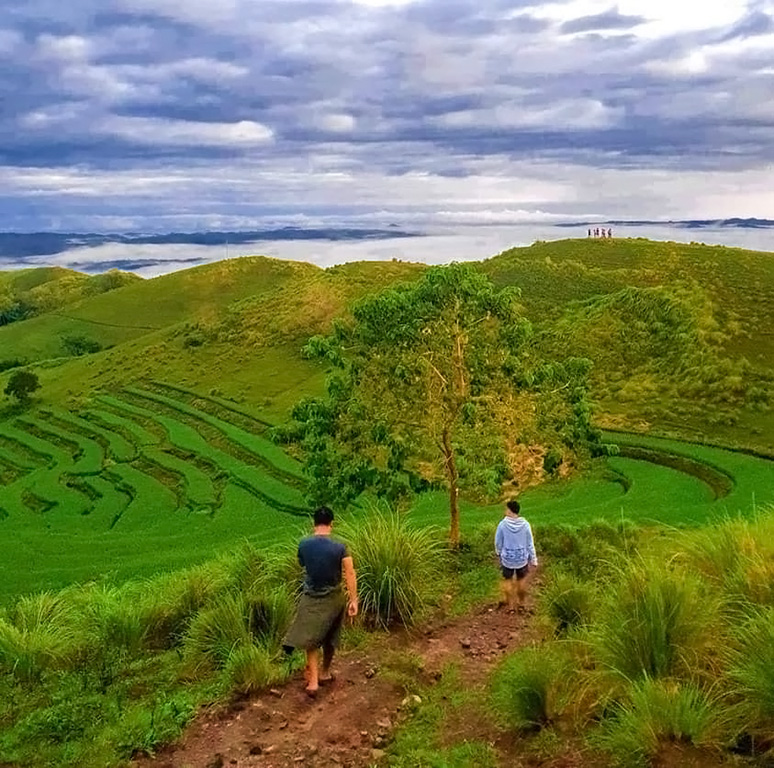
[182,591,251,674]
[0,592,80,681]
[244,584,294,652]
[489,645,572,731]
[223,643,283,695]
[340,509,444,627]
[590,562,721,681]
[76,584,145,655]
[595,679,728,767]
[728,608,774,735]
[540,570,597,635]
[139,562,230,650]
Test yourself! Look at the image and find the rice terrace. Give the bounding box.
[1,238,774,768]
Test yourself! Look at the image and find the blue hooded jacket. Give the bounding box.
[495,515,538,569]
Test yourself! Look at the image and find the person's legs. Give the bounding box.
[499,566,515,607]
[514,565,530,609]
[305,647,319,693]
[320,642,335,682]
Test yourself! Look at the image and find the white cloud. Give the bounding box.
[98,116,275,147]
[437,98,624,130]
[316,113,358,133]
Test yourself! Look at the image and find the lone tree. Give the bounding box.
[277,264,599,545]
[4,370,40,406]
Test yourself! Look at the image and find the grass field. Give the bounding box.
[1,380,772,600]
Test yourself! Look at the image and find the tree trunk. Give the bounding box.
[441,426,460,547]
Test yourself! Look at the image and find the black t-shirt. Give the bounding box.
[298,535,348,596]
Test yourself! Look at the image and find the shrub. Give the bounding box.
[61,334,102,357]
[339,510,444,627]
[595,679,728,767]
[489,645,572,731]
[590,563,721,682]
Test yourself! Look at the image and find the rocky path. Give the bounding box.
[135,598,540,768]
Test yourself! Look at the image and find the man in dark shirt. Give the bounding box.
[283,506,358,696]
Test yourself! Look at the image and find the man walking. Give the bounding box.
[283,506,358,696]
[495,499,538,611]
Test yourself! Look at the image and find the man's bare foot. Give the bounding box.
[305,686,319,698]
[319,674,336,686]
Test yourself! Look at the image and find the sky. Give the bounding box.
[1,0,773,232]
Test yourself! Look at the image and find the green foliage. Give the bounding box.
[61,333,102,357]
[590,563,721,681]
[490,645,572,730]
[540,569,597,635]
[0,592,80,681]
[182,591,252,673]
[223,643,283,695]
[0,357,26,373]
[728,608,774,732]
[340,509,444,627]
[280,263,597,542]
[4,369,40,404]
[116,693,196,759]
[595,679,728,767]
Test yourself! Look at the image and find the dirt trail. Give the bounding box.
[135,596,541,768]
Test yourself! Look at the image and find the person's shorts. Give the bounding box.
[501,564,529,580]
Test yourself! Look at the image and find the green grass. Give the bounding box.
[1,387,771,600]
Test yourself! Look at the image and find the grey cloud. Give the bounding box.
[719,10,773,40]
[561,8,647,33]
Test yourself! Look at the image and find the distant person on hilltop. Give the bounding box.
[588,228,592,237]
[608,228,613,238]
[283,506,358,697]
[495,499,538,612]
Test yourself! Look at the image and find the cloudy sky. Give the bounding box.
[1,0,773,231]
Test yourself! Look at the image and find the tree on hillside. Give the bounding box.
[276,263,600,545]
[4,370,40,405]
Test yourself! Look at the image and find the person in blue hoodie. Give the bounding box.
[495,499,538,611]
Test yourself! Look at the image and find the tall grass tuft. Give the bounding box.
[489,645,572,731]
[540,570,597,635]
[223,643,283,695]
[0,592,80,681]
[75,584,145,655]
[182,592,251,674]
[244,584,294,652]
[339,510,444,627]
[728,607,774,733]
[590,562,720,681]
[140,562,229,650]
[595,678,728,767]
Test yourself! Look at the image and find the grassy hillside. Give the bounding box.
[0,267,139,341]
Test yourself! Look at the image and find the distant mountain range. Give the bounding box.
[0,227,421,262]
[555,218,774,229]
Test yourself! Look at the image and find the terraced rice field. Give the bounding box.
[0,383,309,598]
[1,383,772,599]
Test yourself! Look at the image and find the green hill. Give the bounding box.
[1,238,772,448]
[0,267,140,337]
